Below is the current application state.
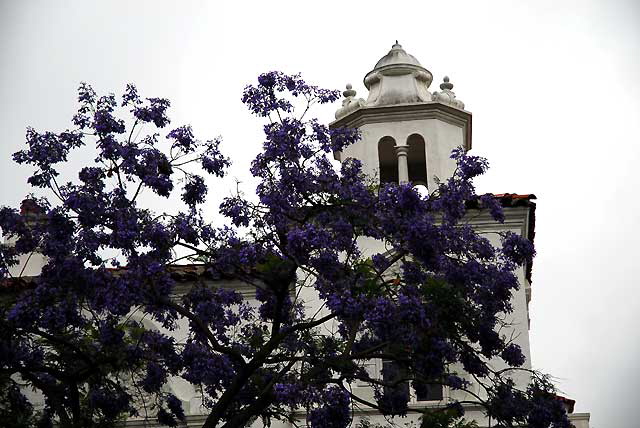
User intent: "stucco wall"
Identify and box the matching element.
[340,118,465,191]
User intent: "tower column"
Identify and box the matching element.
[395,144,410,184]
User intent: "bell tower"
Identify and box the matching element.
[331,42,471,191]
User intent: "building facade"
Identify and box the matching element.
[135,42,590,428]
[323,42,590,428]
[3,43,590,428]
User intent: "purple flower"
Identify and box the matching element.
[121,83,141,106]
[182,175,207,206]
[502,232,536,266]
[451,146,489,179]
[201,139,230,177]
[167,125,197,151]
[0,72,555,427]
[133,97,171,128]
[307,387,350,428]
[88,387,132,420]
[501,343,526,367]
[166,394,185,421]
[480,193,505,223]
[141,362,167,393]
[98,320,124,347]
[156,407,177,427]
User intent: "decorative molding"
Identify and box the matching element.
[329,102,472,152]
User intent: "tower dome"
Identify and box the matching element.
[331,42,473,192]
[363,42,433,106]
[373,41,422,69]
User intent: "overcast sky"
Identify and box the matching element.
[1,1,639,427]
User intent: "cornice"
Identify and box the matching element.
[465,205,530,230]
[329,102,472,151]
[173,279,257,299]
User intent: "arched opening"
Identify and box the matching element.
[378,136,398,184]
[407,134,427,187]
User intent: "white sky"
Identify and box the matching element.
[1,1,639,427]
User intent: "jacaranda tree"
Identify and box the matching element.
[0,73,570,428]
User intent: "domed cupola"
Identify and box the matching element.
[330,42,472,192]
[363,42,433,106]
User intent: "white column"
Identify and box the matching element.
[395,144,410,184]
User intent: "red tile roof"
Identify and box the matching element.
[555,395,576,414]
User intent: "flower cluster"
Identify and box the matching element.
[242,71,340,117]
[307,387,350,428]
[0,73,563,428]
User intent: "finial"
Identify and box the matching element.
[343,83,356,98]
[336,83,365,119]
[433,75,465,109]
[392,40,402,49]
[440,75,454,91]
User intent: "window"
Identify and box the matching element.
[378,136,398,184]
[381,360,443,403]
[407,134,427,187]
[356,360,379,387]
[381,360,410,399]
[414,381,444,402]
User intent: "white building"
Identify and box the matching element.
[4,43,590,428]
[132,42,590,428]
[322,42,590,428]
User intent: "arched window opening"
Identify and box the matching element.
[378,136,398,184]
[407,134,427,187]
